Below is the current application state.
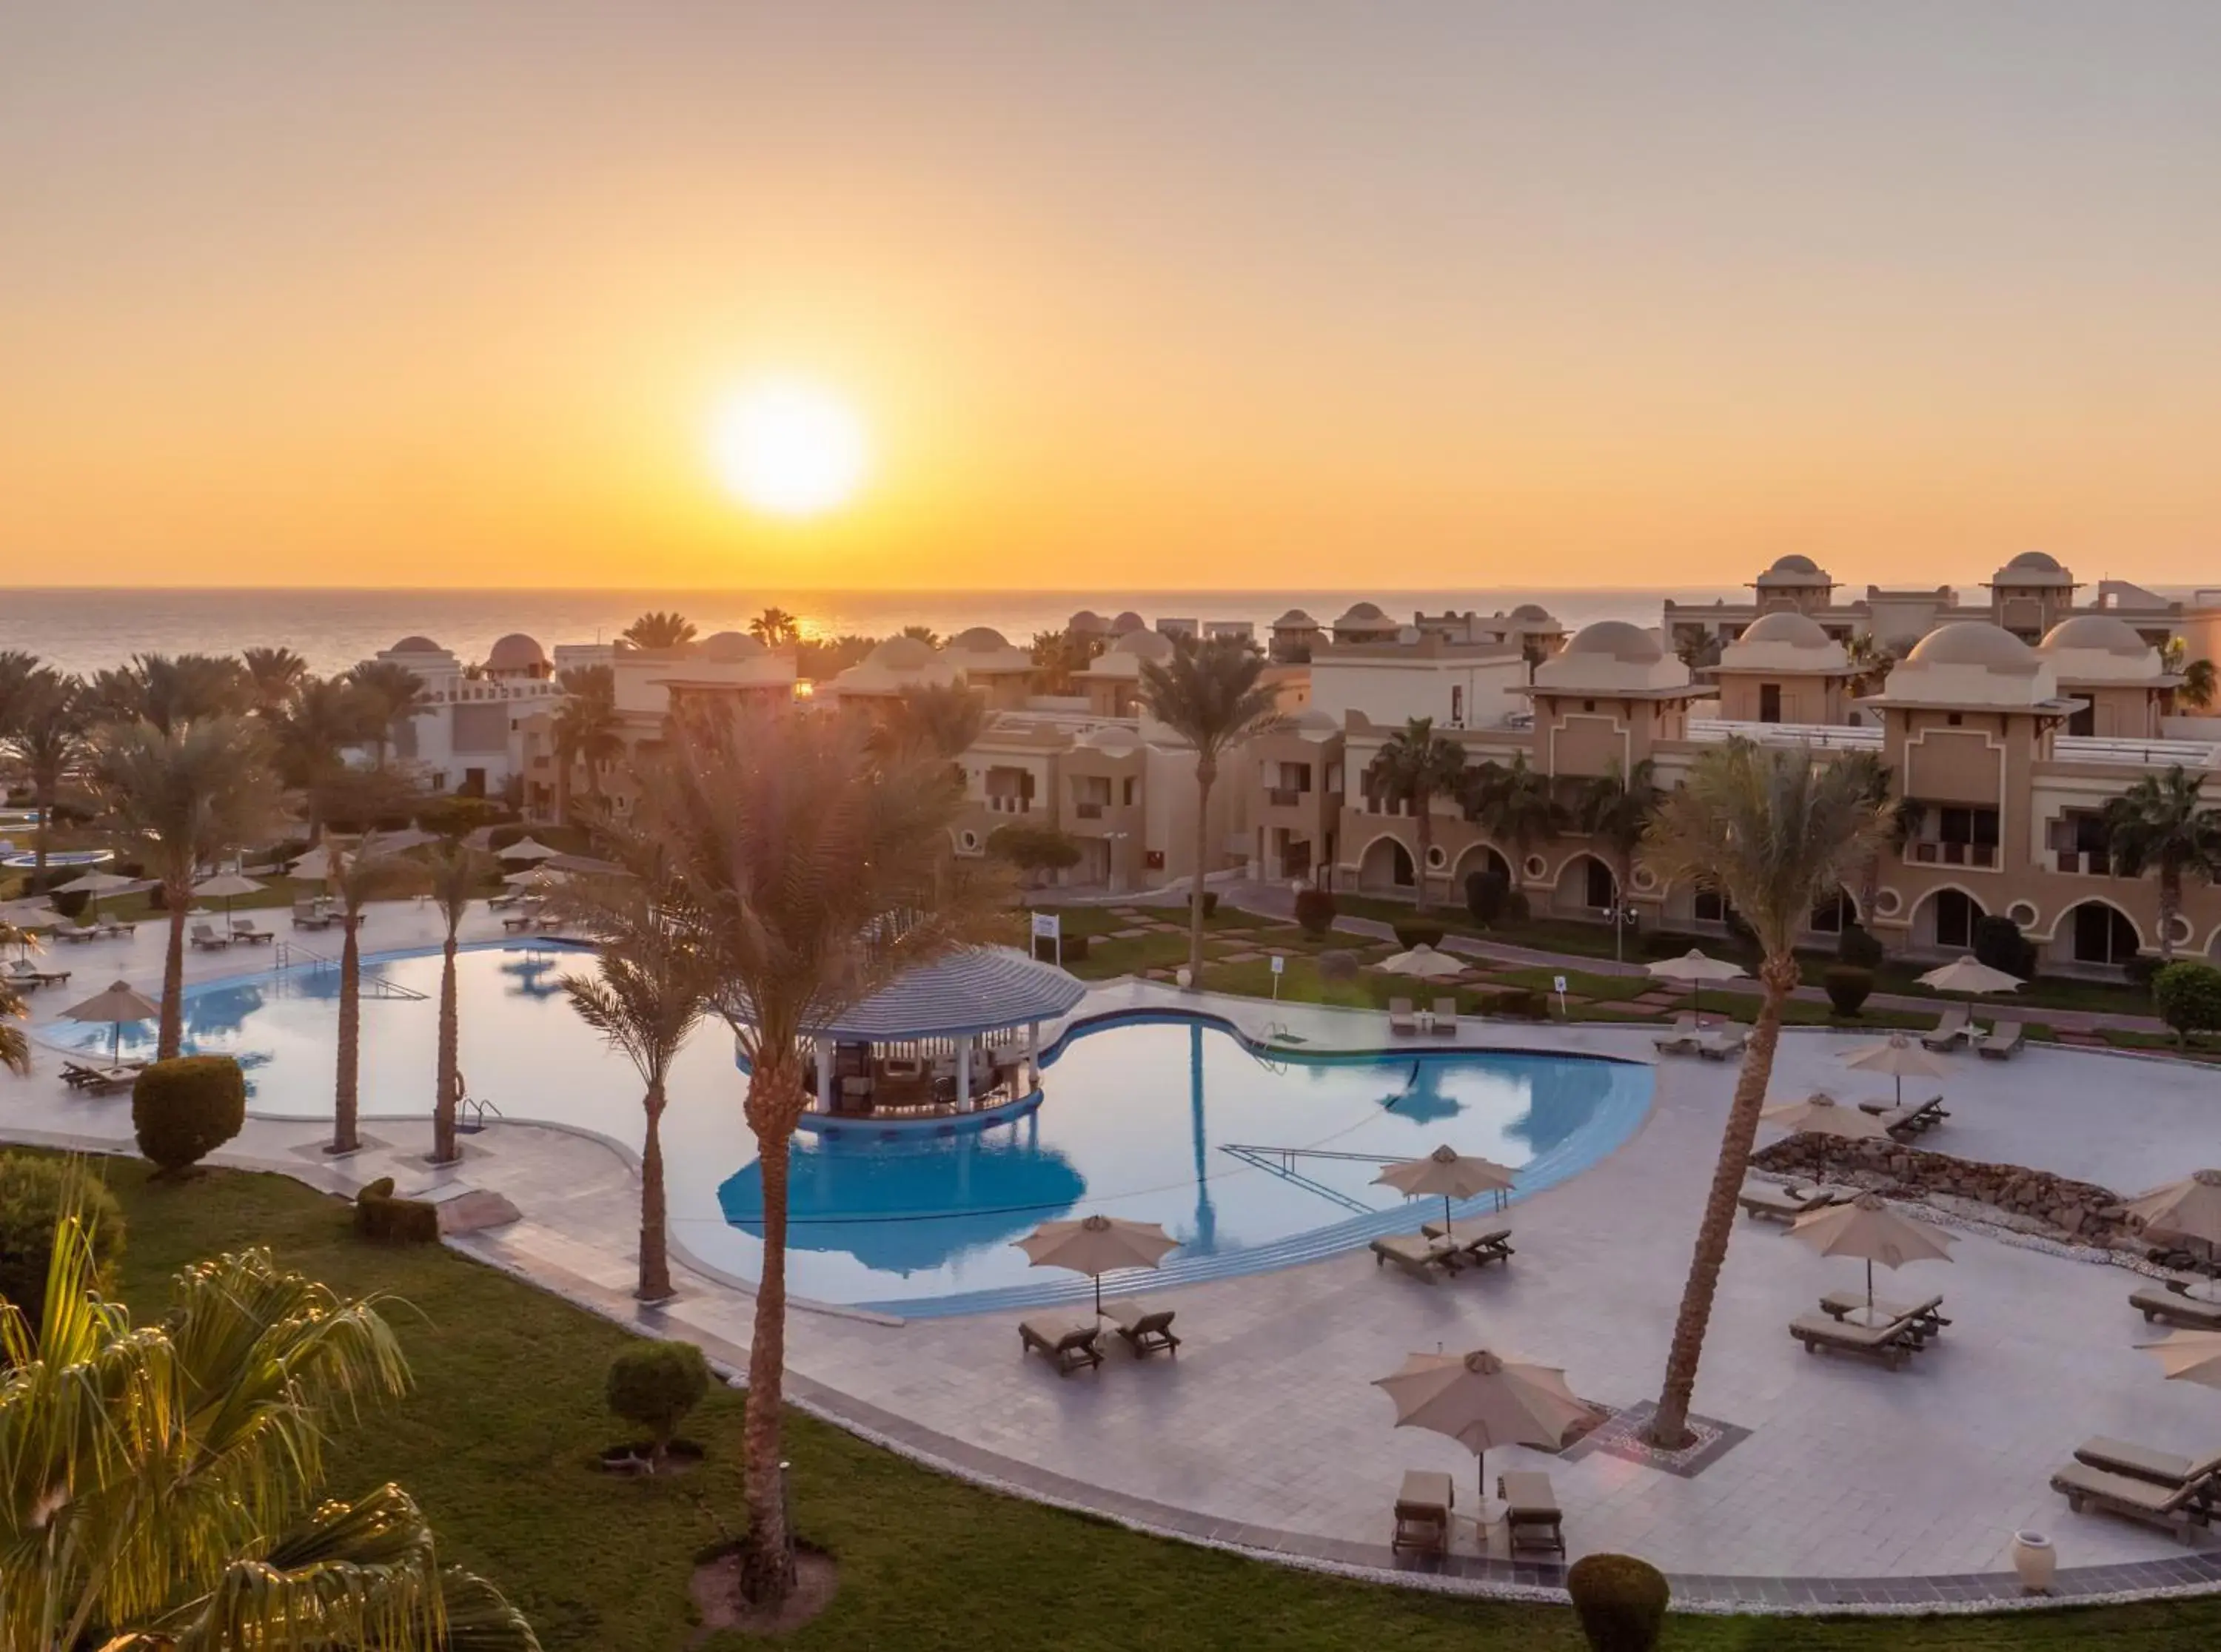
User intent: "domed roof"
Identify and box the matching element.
[1290,705,1339,732]
[1905,622,2035,668]
[1109,610,1148,634]
[948,625,1011,653]
[390,636,443,654]
[1079,724,1142,753]
[1739,611,1831,645]
[1108,628,1174,661]
[1767,553,1823,576]
[1271,608,1317,628]
[699,630,767,662]
[485,633,547,672]
[2039,614,2151,658]
[1335,601,1389,626]
[1562,620,1664,663]
[865,634,937,671]
[1067,610,1108,634]
[2006,550,2064,573]
[1508,603,1555,622]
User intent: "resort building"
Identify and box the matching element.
[364,634,561,797]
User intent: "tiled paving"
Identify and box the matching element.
[9,913,2221,1611]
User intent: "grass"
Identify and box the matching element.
[54,1157,2221,1649]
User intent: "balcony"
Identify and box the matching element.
[1267,788,1302,807]
[1073,802,1105,820]
[1908,840,1997,869]
[2053,849,2110,875]
[985,795,1031,815]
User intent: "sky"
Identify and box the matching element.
[5,2,2220,591]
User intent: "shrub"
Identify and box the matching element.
[1488,986,1551,1021]
[1823,965,1873,1017]
[1836,921,1885,970]
[0,1155,125,1337]
[1317,950,1359,986]
[48,889,89,919]
[1503,889,1531,924]
[1464,868,1510,927]
[1293,886,1337,938]
[2123,954,2165,996]
[132,1056,247,1179]
[1972,913,2037,980]
[988,825,1082,887]
[606,1340,711,1465]
[1391,921,1446,950]
[2154,960,2221,1047]
[1567,1553,1669,1652]
[354,1180,440,1243]
[1188,890,1219,919]
[415,795,507,840]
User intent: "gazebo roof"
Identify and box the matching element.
[814,946,1088,1041]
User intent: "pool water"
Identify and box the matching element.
[48,944,1651,1314]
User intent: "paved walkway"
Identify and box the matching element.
[6,907,2220,1612]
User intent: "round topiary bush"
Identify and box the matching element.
[1836,921,1885,970]
[2154,960,2221,1047]
[1293,886,1338,939]
[1823,965,1874,1017]
[132,1055,247,1180]
[1973,913,2037,980]
[0,1154,126,1338]
[606,1339,712,1471]
[1566,1552,1670,1652]
[1317,950,1359,986]
[1464,868,1510,927]
[1390,921,1447,950]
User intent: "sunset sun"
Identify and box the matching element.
[708,378,870,519]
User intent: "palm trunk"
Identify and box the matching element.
[1413,787,1433,913]
[1187,755,1216,979]
[2160,865,2181,961]
[638,1080,672,1301]
[158,880,189,1060]
[1649,953,1796,1447]
[555,754,572,827]
[32,781,52,876]
[739,1058,803,1604]
[432,930,460,1163]
[332,914,362,1153]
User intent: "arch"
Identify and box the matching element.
[1450,841,1514,893]
[1356,833,1416,893]
[1807,889,1857,936]
[2047,898,2144,970]
[1908,884,1988,951]
[1550,851,1617,916]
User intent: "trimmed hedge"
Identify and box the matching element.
[1486,986,1551,1021]
[0,1155,126,1337]
[1974,913,2037,980]
[1823,966,1874,1017]
[1034,933,1089,964]
[1836,921,1885,970]
[354,1176,440,1244]
[1187,891,1219,919]
[132,1056,247,1178]
[606,1340,711,1460]
[1293,887,1337,938]
[1566,1552,1669,1651]
[1464,868,1511,927]
[1390,921,1446,950]
[2154,960,2221,1046]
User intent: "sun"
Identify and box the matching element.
[708,378,871,518]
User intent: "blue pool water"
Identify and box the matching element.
[1,846,112,869]
[48,944,1651,1313]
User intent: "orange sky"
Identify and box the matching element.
[6,4,2221,590]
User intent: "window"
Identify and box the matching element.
[1946,712,1963,727]
[1122,777,1136,806]
[1450,685,1465,726]
[1758,683,1782,724]
[1582,699,1597,713]
[2071,903,2139,966]
[1693,890,1726,924]
[2068,705,2094,737]
[1932,889,1980,950]
[1584,859,1616,909]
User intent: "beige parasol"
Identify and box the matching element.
[2137,1329,2221,1390]
[1373,1347,1591,1507]
[1014,1215,1180,1316]
[1373,1144,1516,1238]
[1916,956,2024,995]
[192,871,267,924]
[1376,944,1467,980]
[498,836,562,862]
[61,978,161,1069]
[1759,1092,1895,1143]
[1789,1191,1955,1316]
[1841,1033,1951,1107]
[1646,948,1746,1022]
[2123,1169,2221,1279]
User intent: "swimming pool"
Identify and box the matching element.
[0,846,112,870]
[46,944,1652,1314]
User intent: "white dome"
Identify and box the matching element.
[948,625,1012,654]
[1079,724,1142,753]
[1767,553,1822,575]
[390,635,443,655]
[1109,628,1174,661]
[1109,611,1148,634]
[486,633,548,673]
[1739,611,1830,646]
[1905,622,2035,669]
[2039,614,2149,658]
[1508,603,1555,622]
[866,635,937,671]
[2006,550,2064,573]
[699,630,767,662]
[1563,620,1664,663]
[1067,610,1108,634]
[1334,601,1389,627]
[1271,609,1317,628]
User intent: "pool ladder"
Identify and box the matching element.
[270,943,430,1000]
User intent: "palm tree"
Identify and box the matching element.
[1832,750,1898,925]
[1843,634,1895,696]
[1572,758,1660,958]
[0,1209,537,1651]
[2180,657,2217,714]
[271,674,376,836]
[887,681,987,765]
[93,716,283,1059]
[345,659,432,767]
[899,623,942,647]
[2103,765,2221,959]
[238,644,309,714]
[1638,742,1884,1447]
[748,607,800,646]
[325,831,425,1155]
[1139,638,1284,978]
[626,706,1005,1603]
[82,654,247,732]
[551,665,623,824]
[0,939,27,1076]
[1028,628,1101,694]
[425,842,489,1164]
[2,671,87,875]
[0,651,41,735]
[1463,753,1564,893]
[557,865,716,1302]
[621,610,697,651]
[1367,718,1468,912]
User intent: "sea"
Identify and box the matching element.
[0,586,1754,679]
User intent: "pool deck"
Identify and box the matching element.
[7,900,2221,1613]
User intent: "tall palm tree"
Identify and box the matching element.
[748,607,800,646]
[1463,753,1564,893]
[238,645,309,715]
[1573,759,1660,958]
[620,610,697,651]
[551,665,623,824]
[325,831,425,1155]
[1368,718,1469,913]
[557,866,716,1302]
[2180,657,2218,713]
[3,671,87,875]
[1638,742,1883,1447]
[0,651,41,739]
[345,659,432,768]
[0,1210,537,1651]
[2103,765,2221,959]
[1028,628,1101,694]
[93,716,283,1059]
[886,681,987,765]
[1139,638,1284,977]
[1831,750,1898,926]
[626,707,1005,1603]
[1843,633,1895,697]
[82,654,247,732]
[271,674,376,836]
[0,936,27,1076]
[425,842,489,1164]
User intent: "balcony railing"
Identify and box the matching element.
[1073,801,1106,819]
[1267,788,1302,807]
[985,795,1031,814]
[2053,849,2109,875]
[1909,840,1997,869]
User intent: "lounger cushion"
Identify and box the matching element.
[2074,1437,2207,1487]
[2051,1460,2196,1514]
[2131,1287,2221,1328]
[1497,1469,1559,1518]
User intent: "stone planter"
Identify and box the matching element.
[2010,1529,2056,1594]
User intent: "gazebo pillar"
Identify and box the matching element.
[1027,1020,1041,1092]
[956,1033,974,1112]
[814,1038,834,1112]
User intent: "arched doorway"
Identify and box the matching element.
[1914,887,1986,951]
[1359,835,1415,893]
[1452,843,1514,897]
[2054,901,2141,969]
[1552,853,1615,916]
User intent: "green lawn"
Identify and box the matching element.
[54,1158,2218,1648]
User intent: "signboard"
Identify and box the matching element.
[1030,909,1062,966]
[1552,974,1568,1017]
[1270,952,1285,1000]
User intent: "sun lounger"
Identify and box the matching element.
[1695,1024,1749,1061]
[1430,997,1459,1034]
[1819,1292,1950,1342]
[1102,1297,1180,1357]
[2074,1438,2221,1489]
[50,919,98,944]
[1498,1469,1566,1557]
[1421,1222,1515,1269]
[291,901,333,930]
[1017,1317,1103,1376]
[229,917,274,944]
[2051,1460,2217,1539]
[1652,1015,1702,1055]
[3,959,67,989]
[2131,1283,2221,1332]
[1789,1310,1923,1369]
[1738,1181,1852,1223]
[501,912,538,933]
[96,919,135,938]
[1388,998,1420,1036]
[1977,1018,2025,1060]
[1370,1231,1461,1281]
[486,890,523,910]
[187,921,232,951]
[1920,1006,1971,1051]
[1856,1095,1949,1138]
[1390,1469,1454,1557]
[61,1061,137,1095]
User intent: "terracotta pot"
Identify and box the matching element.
[2010,1529,2055,1594]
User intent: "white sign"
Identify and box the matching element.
[1270,954,1286,975]
[1552,974,1567,994]
[1029,911,1061,940]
